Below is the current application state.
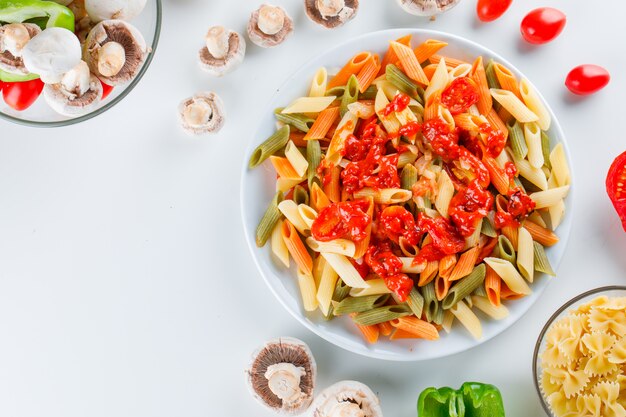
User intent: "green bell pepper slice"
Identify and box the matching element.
[0,0,75,82]
[418,382,505,417]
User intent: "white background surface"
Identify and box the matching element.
[0,1,624,416]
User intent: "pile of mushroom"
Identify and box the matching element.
[396,0,461,17]
[247,4,294,48]
[178,92,226,136]
[43,60,103,115]
[198,26,246,76]
[22,27,82,84]
[304,0,360,28]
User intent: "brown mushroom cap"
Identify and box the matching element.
[304,0,359,28]
[0,23,41,75]
[43,73,103,116]
[83,19,147,86]
[177,92,225,136]
[396,0,461,16]
[246,337,316,415]
[198,29,246,77]
[247,5,294,48]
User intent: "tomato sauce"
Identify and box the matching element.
[449,180,494,237]
[494,189,536,228]
[422,119,460,159]
[365,243,413,301]
[379,206,423,246]
[417,213,465,255]
[441,77,480,115]
[382,93,411,116]
[311,199,371,242]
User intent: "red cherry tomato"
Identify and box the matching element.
[477,0,513,22]
[100,80,114,99]
[606,151,626,231]
[441,77,480,115]
[2,79,44,111]
[521,8,566,44]
[0,81,4,92]
[565,65,610,96]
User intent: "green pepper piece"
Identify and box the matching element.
[417,382,505,417]
[0,69,39,82]
[0,0,75,31]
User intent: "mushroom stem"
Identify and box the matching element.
[183,99,213,128]
[205,26,230,59]
[61,61,91,98]
[329,402,366,417]
[264,363,306,405]
[97,41,126,77]
[1,23,31,57]
[316,0,346,18]
[257,5,286,35]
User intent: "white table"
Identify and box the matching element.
[1,1,624,416]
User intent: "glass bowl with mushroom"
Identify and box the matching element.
[0,0,161,127]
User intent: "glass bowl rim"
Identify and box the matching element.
[532,285,626,416]
[0,0,163,128]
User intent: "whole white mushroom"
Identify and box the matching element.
[22,27,82,84]
[85,0,147,22]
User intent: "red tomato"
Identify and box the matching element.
[100,80,114,99]
[379,206,422,246]
[521,8,566,44]
[565,65,610,96]
[0,81,4,92]
[477,0,513,22]
[2,79,44,111]
[441,77,480,115]
[606,151,626,231]
[311,199,371,242]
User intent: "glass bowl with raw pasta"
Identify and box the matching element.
[533,286,626,417]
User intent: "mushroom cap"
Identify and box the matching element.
[83,19,147,86]
[304,0,359,29]
[85,0,147,22]
[246,337,316,415]
[310,381,383,417]
[396,0,461,16]
[198,29,246,77]
[22,27,82,80]
[43,72,103,116]
[247,4,294,48]
[0,23,41,75]
[177,92,225,136]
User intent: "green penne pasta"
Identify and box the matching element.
[432,303,445,325]
[326,86,345,97]
[407,287,424,318]
[481,216,497,238]
[386,64,423,104]
[359,85,378,100]
[541,131,552,170]
[473,283,487,297]
[306,139,321,188]
[506,119,528,160]
[485,59,501,89]
[333,294,390,315]
[274,108,315,133]
[401,164,418,191]
[255,191,284,247]
[422,281,439,323]
[352,304,412,326]
[340,75,360,117]
[533,241,556,276]
[498,235,517,264]
[293,185,309,206]
[333,279,351,303]
[442,264,487,310]
[249,125,290,169]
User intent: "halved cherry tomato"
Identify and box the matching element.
[565,65,610,96]
[521,8,566,45]
[100,80,114,99]
[2,79,44,111]
[606,151,626,231]
[477,0,513,22]
[441,77,480,115]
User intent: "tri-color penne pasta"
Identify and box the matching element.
[249,35,570,345]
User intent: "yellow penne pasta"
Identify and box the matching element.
[309,67,328,97]
[277,177,304,193]
[306,237,356,257]
[349,279,392,297]
[374,88,401,134]
[513,154,548,190]
[490,89,539,123]
[284,140,309,177]
[353,187,412,204]
[449,63,472,79]
[519,78,551,131]
[316,258,338,315]
[524,122,544,169]
[442,310,455,333]
[297,268,319,312]
[424,58,449,101]
[517,226,534,283]
[484,257,531,295]
[435,170,454,218]
[310,182,331,212]
[471,295,509,320]
[400,257,426,274]
[297,204,318,229]
[321,252,368,288]
[347,101,376,119]
[548,199,566,230]
[282,96,337,114]
[450,300,482,340]
[270,220,290,268]
[278,200,309,235]
[326,111,358,165]
[549,143,571,187]
[530,186,570,209]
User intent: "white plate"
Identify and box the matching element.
[240,29,574,361]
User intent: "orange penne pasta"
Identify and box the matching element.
[353,197,374,258]
[493,62,521,99]
[391,316,440,340]
[418,260,439,286]
[485,265,502,307]
[356,54,381,93]
[378,34,412,76]
[485,108,509,141]
[390,41,429,85]
[471,56,492,115]
[378,321,394,336]
[304,107,340,141]
[448,246,481,281]
[351,314,380,344]
[281,220,313,276]
[390,328,421,340]
[423,63,453,81]
[429,54,467,68]
[500,281,524,300]
[324,165,341,203]
[435,274,450,301]
[496,105,512,124]
[483,155,511,195]
[414,39,448,64]
[523,220,560,247]
[328,51,372,89]
[423,91,441,121]
[453,113,483,133]
[438,254,457,279]
[310,182,331,212]
[501,226,519,249]
[270,156,300,179]
[289,131,308,147]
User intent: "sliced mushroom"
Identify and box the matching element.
[22,27,82,84]
[246,337,316,415]
[43,60,103,116]
[304,0,359,28]
[247,4,294,48]
[85,0,147,22]
[311,381,383,417]
[83,19,147,86]
[0,23,42,75]
[396,0,461,16]
[198,26,246,77]
[178,92,225,135]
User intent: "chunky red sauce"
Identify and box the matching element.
[379,206,423,246]
[449,180,494,237]
[441,77,480,115]
[413,243,446,263]
[494,189,536,228]
[365,243,413,301]
[480,123,506,158]
[418,213,465,255]
[453,147,491,189]
[504,161,517,180]
[382,93,411,116]
[311,199,371,242]
[422,119,460,159]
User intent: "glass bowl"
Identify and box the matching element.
[532,285,626,416]
[0,0,162,127]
